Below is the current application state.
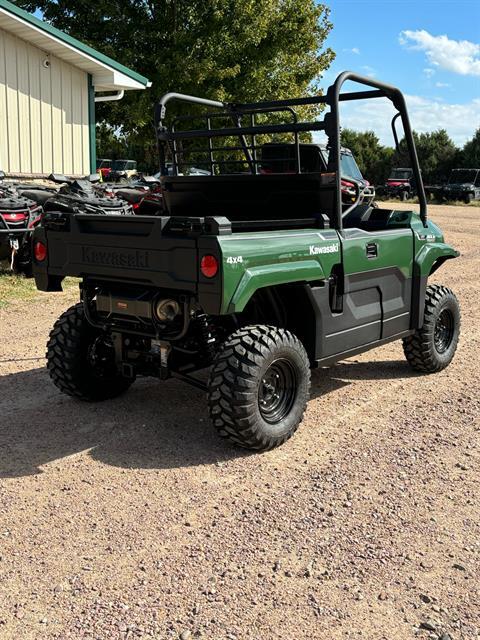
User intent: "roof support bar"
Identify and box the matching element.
[155,71,427,229]
[326,71,427,229]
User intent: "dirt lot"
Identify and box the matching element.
[0,203,479,640]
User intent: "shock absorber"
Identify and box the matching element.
[196,314,216,362]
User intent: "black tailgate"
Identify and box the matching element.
[34,213,198,291]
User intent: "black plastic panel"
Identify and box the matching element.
[162,173,335,220]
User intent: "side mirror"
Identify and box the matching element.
[48,173,70,184]
[0,170,5,180]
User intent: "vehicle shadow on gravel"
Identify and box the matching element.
[315,358,416,385]
[0,359,416,478]
[309,358,418,401]
[0,366,247,478]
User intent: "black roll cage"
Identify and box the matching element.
[155,71,427,229]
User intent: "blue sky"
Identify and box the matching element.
[321,0,480,146]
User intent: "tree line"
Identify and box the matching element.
[341,128,480,186]
[15,0,478,183]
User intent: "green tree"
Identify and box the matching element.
[15,0,334,170]
[393,129,458,183]
[460,128,480,168]
[340,129,394,185]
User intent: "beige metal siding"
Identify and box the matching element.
[0,26,90,176]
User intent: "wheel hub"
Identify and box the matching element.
[434,309,454,354]
[258,358,297,424]
[87,335,117,376]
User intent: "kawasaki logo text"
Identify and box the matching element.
[309,243,339,256]
[81,247,150,268]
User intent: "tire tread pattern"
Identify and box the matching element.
[208,325,311,451]
[46,303,132,401]
[403,284,460,373]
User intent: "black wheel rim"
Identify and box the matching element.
[258,358,297,424]
[434,309,455,354]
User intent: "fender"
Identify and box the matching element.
[411,242,459,328]
[227,260,326,313]
[415,242,459,277]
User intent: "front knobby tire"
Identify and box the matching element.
[47,303,133,401]
[208,325,311,451]
[403,285,460,373]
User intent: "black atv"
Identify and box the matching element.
[42,174,134,216]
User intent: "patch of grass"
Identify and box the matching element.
[0,265,78,309]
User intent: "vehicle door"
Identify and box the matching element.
[336,224,414,353]
[310,217,413,359]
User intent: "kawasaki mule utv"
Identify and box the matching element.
[32,72,460,451]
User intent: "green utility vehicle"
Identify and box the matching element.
[32,72,460,451]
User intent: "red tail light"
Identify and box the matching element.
[34,241,47,262]
[200,254,218,278]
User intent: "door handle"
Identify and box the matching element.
[366,242,378,258]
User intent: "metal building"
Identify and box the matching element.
[0,0,150,177]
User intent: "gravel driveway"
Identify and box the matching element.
[0,204,479,640]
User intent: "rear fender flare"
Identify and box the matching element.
[227,260,326,313]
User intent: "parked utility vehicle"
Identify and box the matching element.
[441,169,480,204]
[110,159,138,181]
[384,167,416,201]
[260,143,375,206]
[96,159,113,180]
[33,73,460,451]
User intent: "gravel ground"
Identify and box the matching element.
[0,203,479,640]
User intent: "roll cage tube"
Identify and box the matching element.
[155,71,428,228]
[155,93,227,176]
[326,72,427,228]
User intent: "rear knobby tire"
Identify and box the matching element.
[208,325,311,451]
[47,303,133,401]
[403,284,460,373]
